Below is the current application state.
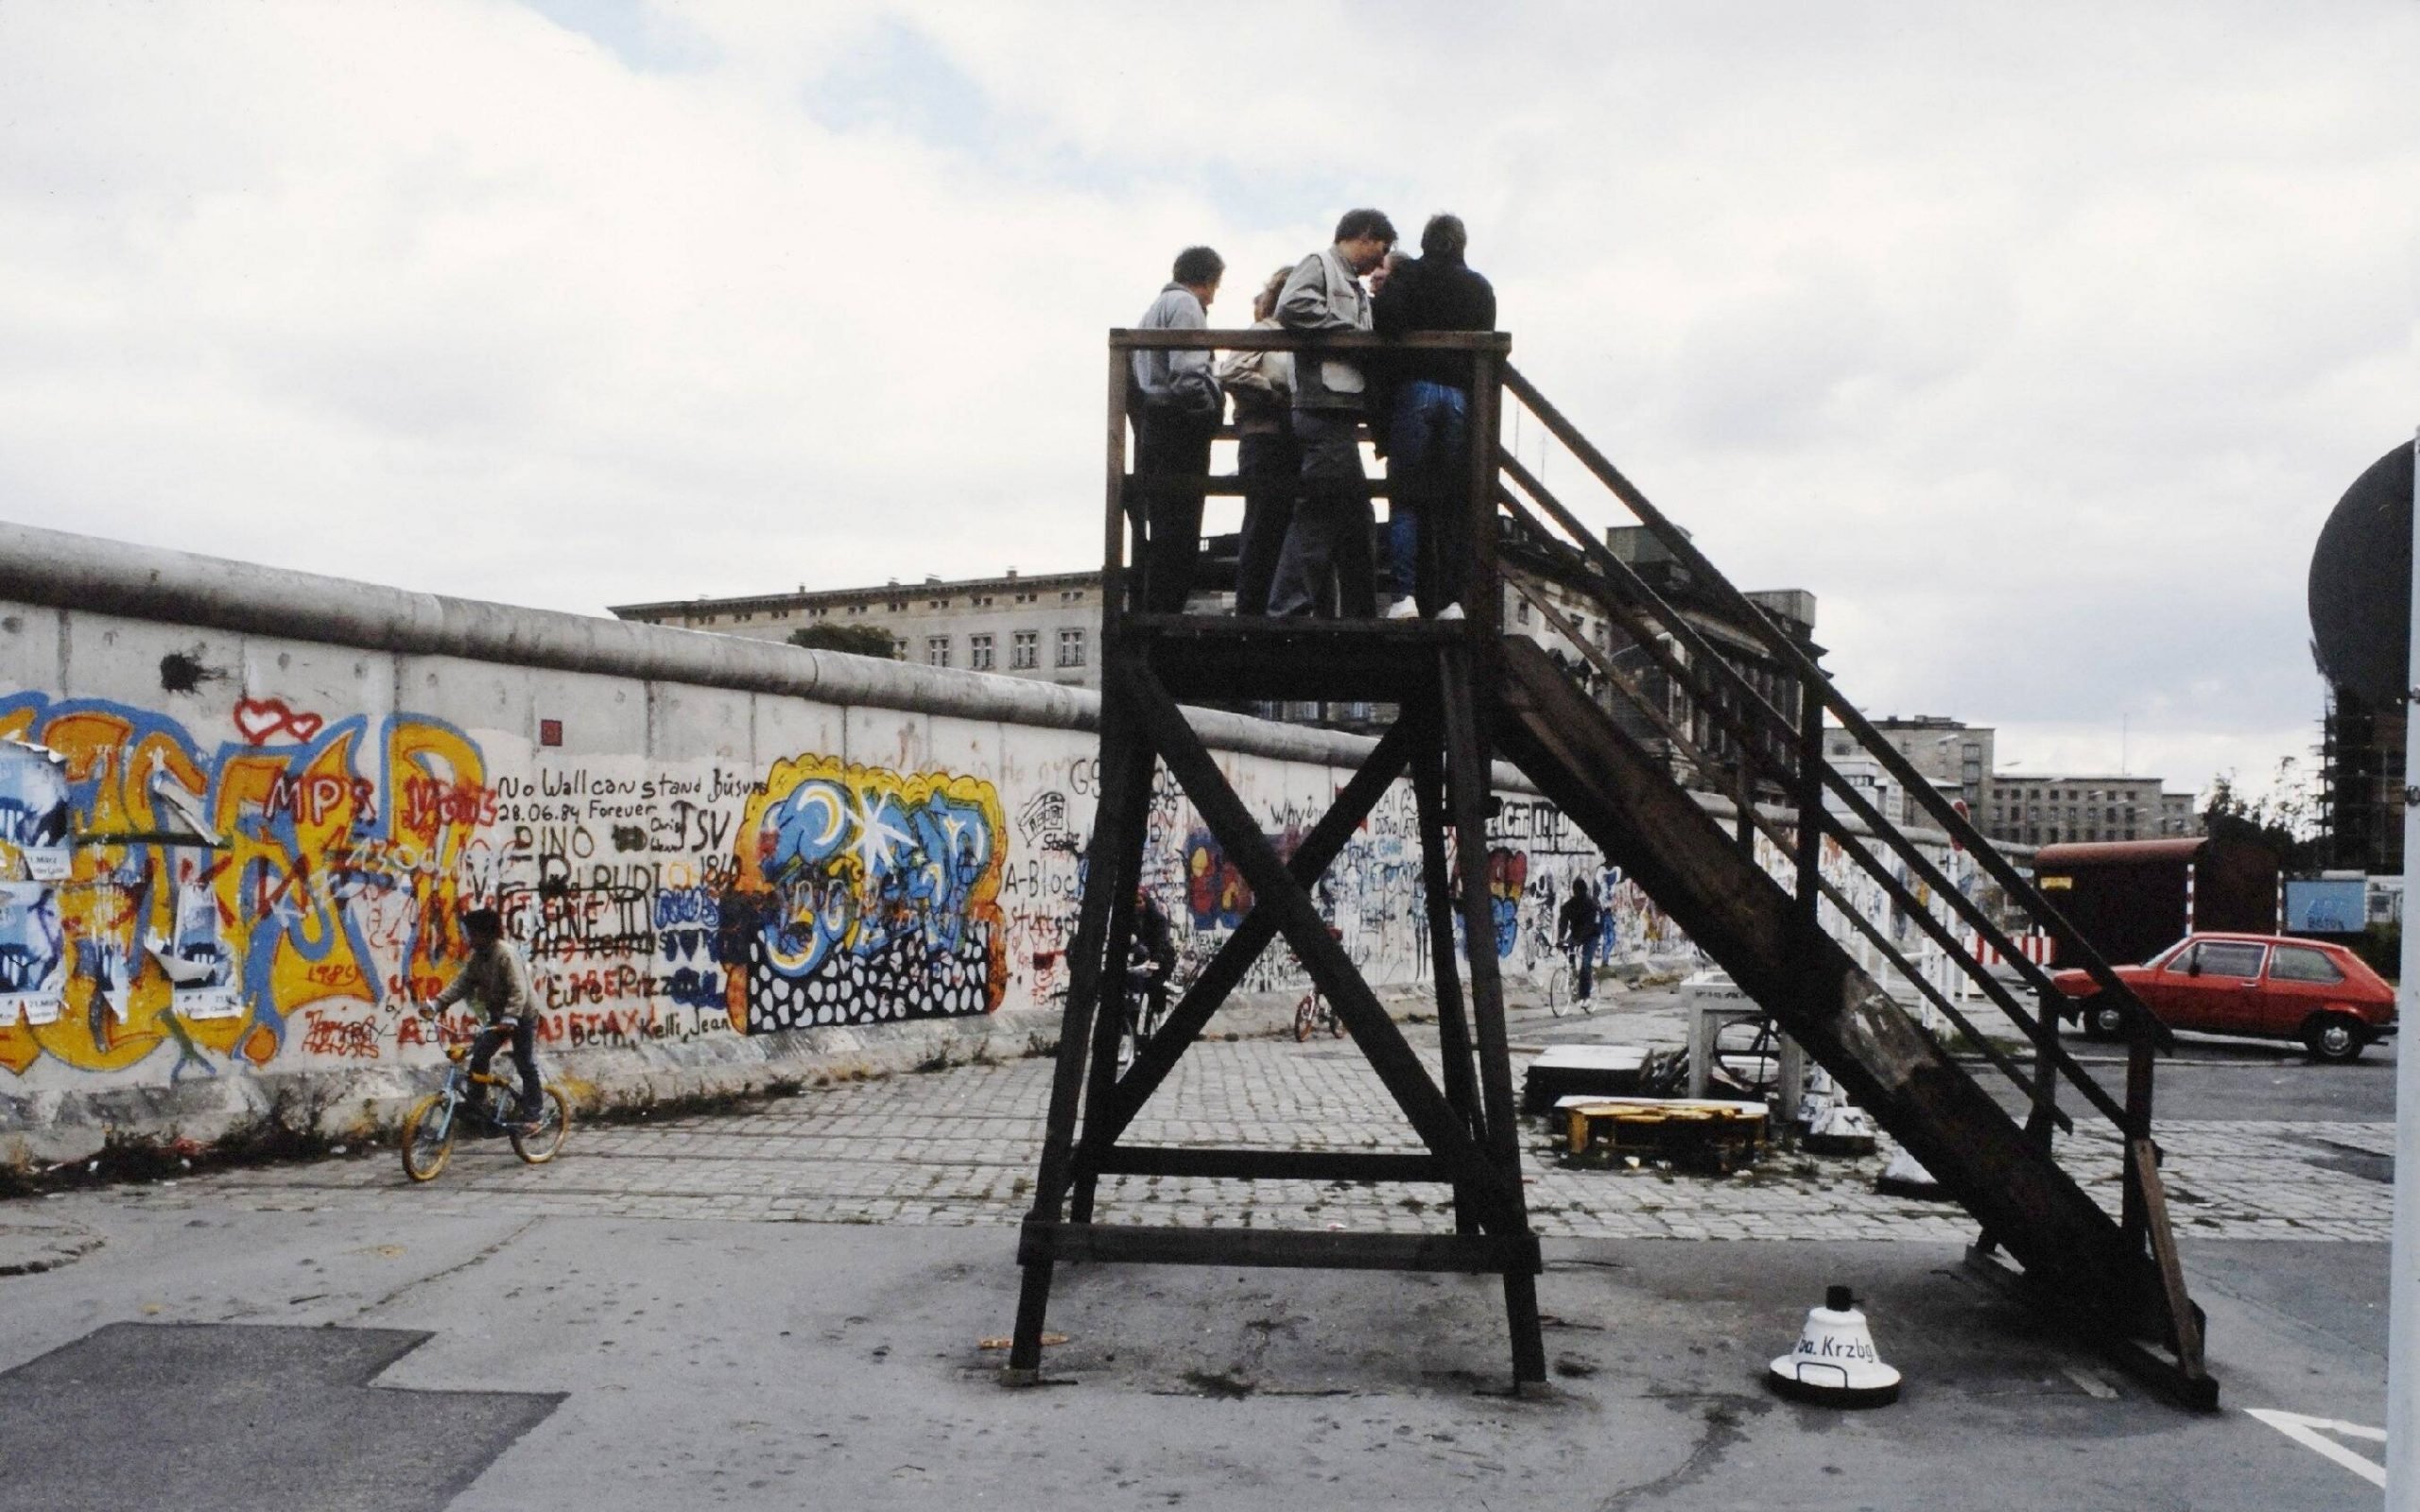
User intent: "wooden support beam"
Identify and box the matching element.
[1009,677,1147,1377]
[1438,644,1549,1387]
[1089,714,1420,1143]
[1022,1220,1540,1276]
[1414,732,1486,1234]
[1088,1146,1449,1183]
[1962,1246,2218,1410]
[1116,657,1524,1231]
[1496,371,2168,1037]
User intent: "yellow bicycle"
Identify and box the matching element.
[399,1015,570,1182]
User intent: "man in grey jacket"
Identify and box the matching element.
[1268,209,1395,618]
[1127,246,1224,613]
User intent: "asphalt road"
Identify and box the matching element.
[0,997,2398,1511]
[0,1206,2393,1512]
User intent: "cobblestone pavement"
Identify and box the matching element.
[90,1002,2394,1246]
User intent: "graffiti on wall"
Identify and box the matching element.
[0,694,491,1081]
[0,658,1975,1093]
[734,755,1007,1030]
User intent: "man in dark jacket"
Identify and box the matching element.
[1127,246,1225,612]
[1373,214,1495,618]
[1556,877,1603,1002]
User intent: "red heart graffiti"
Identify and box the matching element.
[233,696,324,746]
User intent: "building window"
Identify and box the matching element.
[925,636,951,667]
[1011,630,1039,670]
[970,634,994,671]
[1057,627,1086,668]
[1515,599,1531,625]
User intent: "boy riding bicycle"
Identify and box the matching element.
[424,907,544,1128]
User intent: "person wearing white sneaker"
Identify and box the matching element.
[1372,214,1495,620]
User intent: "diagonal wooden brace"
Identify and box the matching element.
[1090,713,1419,1144]
[1117,658,1525,1231]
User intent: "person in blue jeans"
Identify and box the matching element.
[1372,214,1496,618]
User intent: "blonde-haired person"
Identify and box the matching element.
[1215,267,1298,616]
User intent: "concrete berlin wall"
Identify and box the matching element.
[0,524,1972,1162]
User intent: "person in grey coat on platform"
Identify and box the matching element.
[1127,246,1225,613]
[1266,208,1396,619]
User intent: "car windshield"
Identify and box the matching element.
[2146,938,2192,970]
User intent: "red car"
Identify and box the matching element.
[2051,932,2398,1063]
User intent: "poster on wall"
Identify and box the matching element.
[146,862,239,1019]
[0,739,72,881]
[0,880,66,1025]
[2284,878,2368,936]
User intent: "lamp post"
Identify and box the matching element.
[2390,426,2420,1507]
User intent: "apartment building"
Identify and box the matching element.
[610,568,1137,691]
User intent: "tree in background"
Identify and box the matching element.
[2203,756,2323,871]
[788,624,898,659]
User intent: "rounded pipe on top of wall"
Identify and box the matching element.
[0,520,1455,778]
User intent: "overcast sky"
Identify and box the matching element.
[3,2,2414,800]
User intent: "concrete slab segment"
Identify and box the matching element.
[0,1322,561,1512]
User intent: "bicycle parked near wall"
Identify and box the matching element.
[399,1010,570,1181]
[1292,925,1348,1042]
[1292,984,1345,1042]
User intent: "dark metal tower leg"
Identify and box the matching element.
[1438,645,1548,1387]
[1007,695,1149,1382]
[1415,733,1484,1234]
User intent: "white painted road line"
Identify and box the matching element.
[2246,1408,2387,1488]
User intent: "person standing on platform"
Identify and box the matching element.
[1268,209,1396,619]
[1128,246,1225,613]
[1374,213,1495,619]
[1216,267,1297,617]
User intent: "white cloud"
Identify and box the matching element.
[0,0,2412,795]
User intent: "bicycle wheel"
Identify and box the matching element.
[1293,993,1320,1042]
[400,1092,456,1183]
[1545,964,1571,1017]
[1327,1004,1345,1039]
[509,1085,572,1164]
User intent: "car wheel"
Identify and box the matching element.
[2083,1002,2128,1041]
[2303,1014,2367,1064]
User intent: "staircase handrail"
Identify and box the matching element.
[1492,456,2121,1053]
[1498,363,2170,1050]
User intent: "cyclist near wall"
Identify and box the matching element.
[1555,877,1602,1004]
[428,907,544,1127]
[1131,884,1179,1030]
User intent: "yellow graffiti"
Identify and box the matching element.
[0,698,490,1078]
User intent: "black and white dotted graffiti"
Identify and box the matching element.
[743,925,999,1031]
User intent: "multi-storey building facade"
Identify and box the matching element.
[1987,774,2200,846]
[614,527,1819,765]
[1826,715,1995,816]
[610,567,1144,692]
[1818,714,2202,845]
